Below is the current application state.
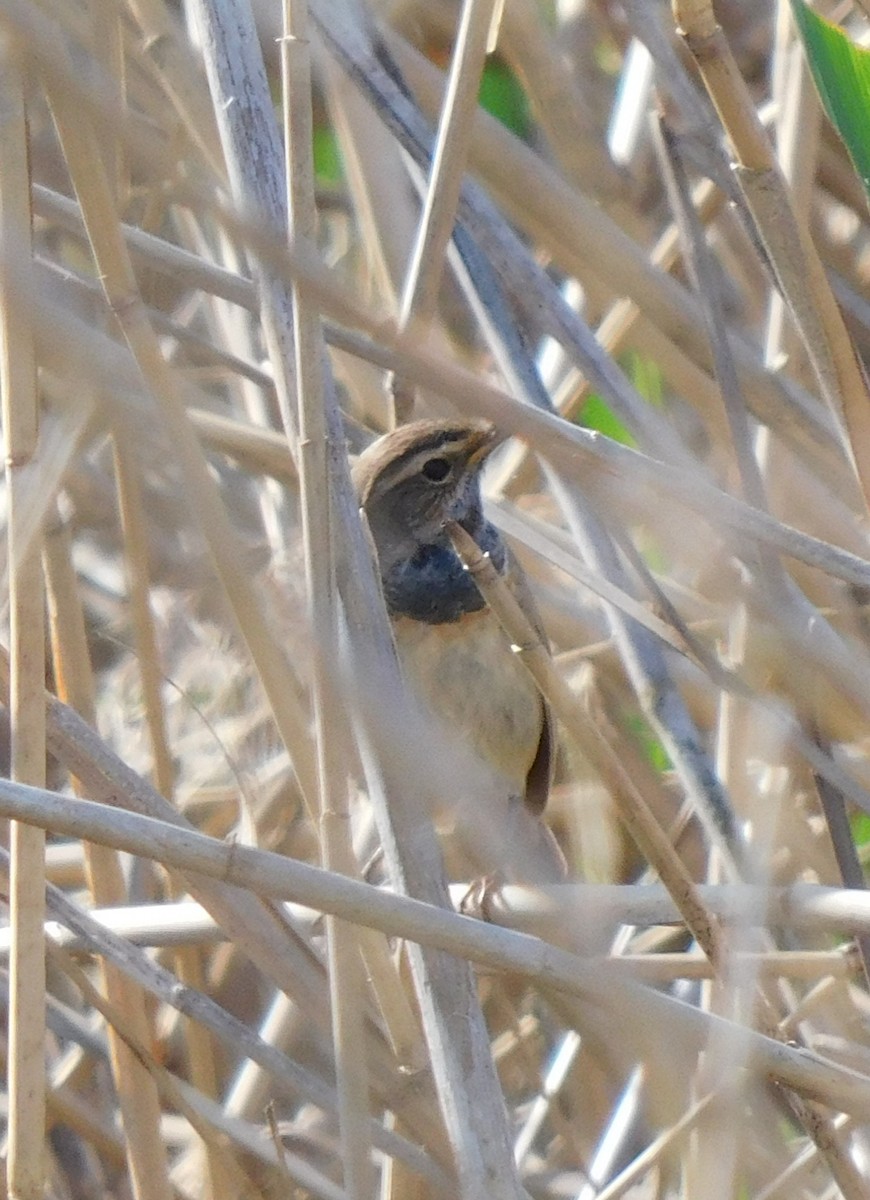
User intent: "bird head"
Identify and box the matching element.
[353,420,499,561]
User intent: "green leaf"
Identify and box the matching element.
[851,808,870,849]
[575,352,664,447]
[790,1,870,204]
[313,124,343,186]
[479,59,532,140]
[625,714,671,773]
[626,349,663,407]
[578,394,637,447]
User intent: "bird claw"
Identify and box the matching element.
[458,871,506,921]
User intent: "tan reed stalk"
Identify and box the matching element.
[386,29,810,436]
[283,0,373,1193]
[498,0,624,203]
[124,0,225,177]
[672,0,870,515]
[0,50,47,1200]
[757,1116,856,1200]
[0,644,450,1156]
[40,60,320,812]
[31,183,258,309]
[320,56,411,314]
[8,881,870,953]
[556,181,725,422]
[88,0,127,205]
[46,941,274,1200]
[5,782,870,1120]
[390,0,500,417]
[594,1090,722,1200]
[187,409,297,481]
[110,432,231,1200]
[445,521,725,965]
[110,433,176,796]
[42,508,174,1200]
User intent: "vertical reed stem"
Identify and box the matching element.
[0,46,46,1200]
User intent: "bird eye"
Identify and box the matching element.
[421,456,451,482]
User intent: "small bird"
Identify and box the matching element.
[353,418,565,884]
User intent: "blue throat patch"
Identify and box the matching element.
[383,522,506,625]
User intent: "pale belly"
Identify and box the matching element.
[392,606,543,795]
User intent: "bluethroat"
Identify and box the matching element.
[353,419,566,884]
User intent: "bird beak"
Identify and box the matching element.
[465,424,503,468]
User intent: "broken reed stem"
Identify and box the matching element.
[0,52,47,1200]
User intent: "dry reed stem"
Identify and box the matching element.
[6,0,870,1192]
[500,0,624,201]
[42,58,321,810]
[488,498,692,651]
[2,900,857,981]
[46,942,283,1200]
[557,181,724,420]
[0,645,450,1156]
[4,882,870,946]
[43,511,174,1200]
[390,0,499,417]
[673,0,870,517]
[0,846,447,1191]
[385,27,823,444]
[5,781,870,1119]
[0,50,47,1200]
[111,432,176,796]
[111,433,230,1198]
[282,0,372,1190]
[447,521,726,965]
[756,1114,855,1200]
[594,1089,722,1200]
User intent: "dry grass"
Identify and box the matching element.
[2,0,870,1196]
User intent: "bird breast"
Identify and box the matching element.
[391,605,544,795]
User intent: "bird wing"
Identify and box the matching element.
[503,546,555,816]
